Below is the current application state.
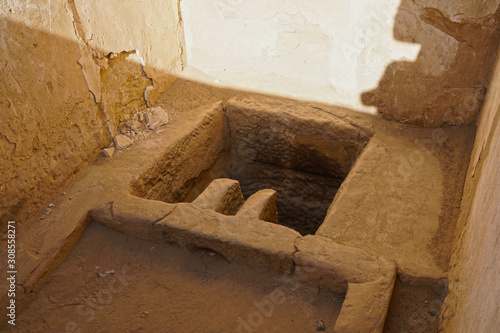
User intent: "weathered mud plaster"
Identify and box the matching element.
[64,1,159,121]
[440,46,500,333]
[72,0,185,104]
[64,0,103,103]
[0,6,109,234]
[100,50,153,126]
[0,0,184,235]
[363,3,500,127]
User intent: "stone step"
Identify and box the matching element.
[236,189,278,223]
[191,178,244,215]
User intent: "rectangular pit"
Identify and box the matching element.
[188,98,373,235]
[133,98,373,235]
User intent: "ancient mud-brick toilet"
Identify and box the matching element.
[2,1,500,332]
[4,89,480,331]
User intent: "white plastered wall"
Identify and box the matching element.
[180,0,423,113]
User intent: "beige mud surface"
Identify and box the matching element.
[384,279,444,333]
[2,78,475,332]
[5,222,343,332]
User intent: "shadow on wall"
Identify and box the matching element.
[0,17,175,234]
[362,0,500,127]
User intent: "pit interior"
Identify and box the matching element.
[135,100,373,236]
[186,149,344,236]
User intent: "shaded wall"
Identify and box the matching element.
[440,47,500,332]
[363,0,500,127]
[0,0,183,233]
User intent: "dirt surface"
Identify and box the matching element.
[5,222,343,332]
[384,279,445,333]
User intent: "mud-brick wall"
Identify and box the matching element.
[362,0,500,127]
[0,0,184,234]
[440,47,500,332]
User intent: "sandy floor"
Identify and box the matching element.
[384,280,444,333]
[5,222,343,332]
